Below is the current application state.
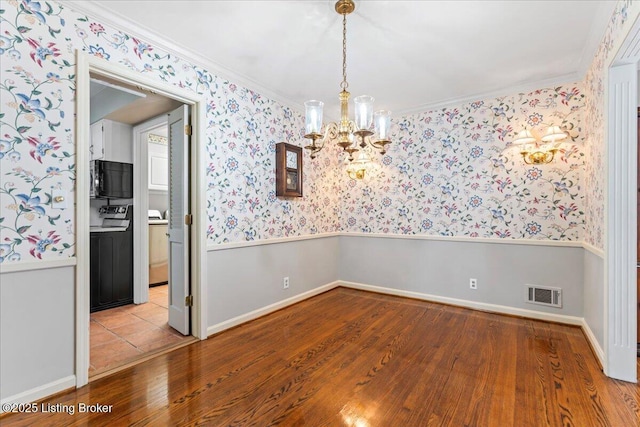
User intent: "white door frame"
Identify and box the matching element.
[76,52,208,388]
[133,116,168,305]
[604,7,640,383]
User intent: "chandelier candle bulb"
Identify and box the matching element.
[304,100,323,135]
[354,95,374,131]
[375,110,392,141]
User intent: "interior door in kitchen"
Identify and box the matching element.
[168,105,191,335]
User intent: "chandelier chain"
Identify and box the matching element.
[341,12,348,91]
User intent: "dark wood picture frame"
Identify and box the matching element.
[275,142,303,197]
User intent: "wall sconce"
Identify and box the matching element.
[345,150,371,180]
[513,125,568,164]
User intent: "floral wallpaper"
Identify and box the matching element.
[340,86,586,240]
[0,0,341,264]
[583,0,632,251]
[0,0,621,265]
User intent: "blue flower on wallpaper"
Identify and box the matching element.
[227,99,239,113]
[441,135,454,149]
[492,106,507,118]
[421,174,434,186]
[382,197,391,207]
[469,195,482,208]
[421,219,433,230]
[526,168,542,180]
[282,202,291,215]
[22,0,47,24]
[553,181,570,195]
[423,128,434,140]
[244,174,256,188]
[268,191,276,203]
[382,156,392,166]
[527,112,543,127]
[0,35,12,54]
[16,94,46,119]
[26,231,61,259]
[88,45,110,59]
[491,209,505,221]
[470,146,483,158]
[132,38,152,58]
[195,69,213,90]
[28,135,60,163]
[226,157,239,171]
[347,217,356,227]
[0,244,12,263]
[526,222,542,235]
[226,215,238,230]
[16,194,46,216]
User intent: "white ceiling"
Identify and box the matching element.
[64,0,616,118]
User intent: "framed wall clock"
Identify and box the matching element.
[275,142,303,197]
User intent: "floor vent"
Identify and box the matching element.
[525,285,562,308]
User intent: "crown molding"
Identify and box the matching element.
[59,0,304,113]
[395,72,581,116]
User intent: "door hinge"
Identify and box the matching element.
[184,124,192,136]
[185,214,192,225]
[185,295,193,307]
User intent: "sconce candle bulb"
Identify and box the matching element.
[513,125,568,165]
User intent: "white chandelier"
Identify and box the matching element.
[303,0,392,166]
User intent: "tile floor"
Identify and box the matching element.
[89,285,192,375]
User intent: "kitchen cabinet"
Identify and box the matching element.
[90,231,133,312]
[90,119,133,163]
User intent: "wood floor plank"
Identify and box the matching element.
[2,287,639,426]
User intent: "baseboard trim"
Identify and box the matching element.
[581,318,605,369]
[206,281,341,336]
[0,375,76,409]
[339,281,584,326]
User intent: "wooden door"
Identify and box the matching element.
[167,105,191,335]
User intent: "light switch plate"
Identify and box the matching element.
[51,188,68,209]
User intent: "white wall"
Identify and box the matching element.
[583,250,604,349]
[338,236,584,317]
[207,236,340,329]
[0,267,75,400]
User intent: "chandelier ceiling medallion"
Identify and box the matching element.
[303,0,392,171]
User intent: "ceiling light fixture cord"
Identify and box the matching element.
[341,12,348,91]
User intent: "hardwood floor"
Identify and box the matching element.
[3,288,639,426]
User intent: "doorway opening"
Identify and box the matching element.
[87,79,194,376]
[76,53,208,388]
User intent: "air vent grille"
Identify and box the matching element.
[526,285,562,308]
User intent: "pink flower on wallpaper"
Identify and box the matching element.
[27,38,60,67]
[89,22,105,35]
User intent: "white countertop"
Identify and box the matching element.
[149,219,168,225]
[90,226,128,233]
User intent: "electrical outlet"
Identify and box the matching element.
[469,278,477,290]
[283,277,290,289]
